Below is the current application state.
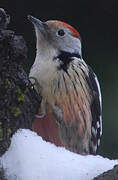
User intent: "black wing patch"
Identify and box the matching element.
[86,66,102,154]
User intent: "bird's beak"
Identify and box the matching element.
[28,15,43,27]
[27,15,49,41]
[27,15,48,34]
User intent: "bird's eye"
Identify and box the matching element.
[57,29,65,36]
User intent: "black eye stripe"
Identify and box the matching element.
[57,29,65,36]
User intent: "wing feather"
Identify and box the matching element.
[85,65,102,153]
[32,56,102,155]
[52,59,102,154]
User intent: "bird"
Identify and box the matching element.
[28,15,102,155]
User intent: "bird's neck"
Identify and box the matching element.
[29,47,59,87]
[36,44,57,62]
[29,46,83,85]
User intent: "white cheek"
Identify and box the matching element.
[59,37,82,56]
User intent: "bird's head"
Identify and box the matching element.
[28,15,82,59]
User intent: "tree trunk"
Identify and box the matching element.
[93,165,118,180]
[0,8,41,179]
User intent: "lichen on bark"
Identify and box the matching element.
[0,9,41,157]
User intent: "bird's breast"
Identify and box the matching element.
[31,59,93,154]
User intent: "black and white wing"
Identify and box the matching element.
[86,65,102,154]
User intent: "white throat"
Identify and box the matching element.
[29,44,59,86]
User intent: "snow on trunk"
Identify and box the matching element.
[0,129,117,180]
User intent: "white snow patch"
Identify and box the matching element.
[0,129,117,180]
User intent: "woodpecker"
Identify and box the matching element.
[28,15,102,155]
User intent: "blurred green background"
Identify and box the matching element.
[1,0,118,158]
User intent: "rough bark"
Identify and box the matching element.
[0,8,41,179]
[93,165,118,180]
